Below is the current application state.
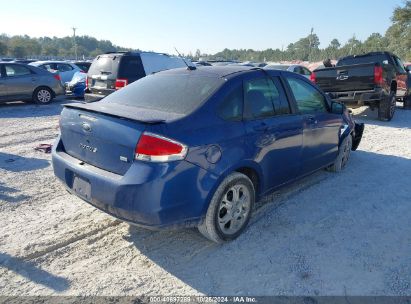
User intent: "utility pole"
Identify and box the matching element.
[308,27,314,62]
[72,27,77,60]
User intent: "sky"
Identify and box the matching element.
[0,0,405,55]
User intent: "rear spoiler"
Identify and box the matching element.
[63,102,183,124]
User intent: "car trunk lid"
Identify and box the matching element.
[59,103,179,175]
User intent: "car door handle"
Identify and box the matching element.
[307,116,318,124]
[253,123,269,132]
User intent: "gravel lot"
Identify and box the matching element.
[0,99,410,296]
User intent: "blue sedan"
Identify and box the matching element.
[52,66,363,243]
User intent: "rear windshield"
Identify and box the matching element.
[337,55,389,66]
[88,55,120,75]
[103,73,224,114]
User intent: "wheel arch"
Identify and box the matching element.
[33,85,56,99]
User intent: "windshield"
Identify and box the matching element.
[265,65,289,70]
[103,73,224,115]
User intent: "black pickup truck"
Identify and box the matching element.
[312,52,410,121]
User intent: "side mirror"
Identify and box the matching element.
[405,66,410,72]
[331,101,345,115]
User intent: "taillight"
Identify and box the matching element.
[115,78,128,90]
[54,74,61,81]
[135,132,188,162]
[310,72,316,83]
[374,66,383,86]
[85,76,89,89]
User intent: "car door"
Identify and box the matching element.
[283,74,341,175]
[243,72,304,192]
[392,56,408,98]
[0,65,7,101]
[56,63,75,84]
[3,64,36,100]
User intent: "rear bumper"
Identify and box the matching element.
[328,89,384,106]
[51,137,218,229]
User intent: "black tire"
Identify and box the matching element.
[327,135,353,173]
[198,172,255,243]
[378,91,396,121]
[33,87,54,104]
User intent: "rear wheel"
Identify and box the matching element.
[33,87,53,104]
[198,172,255,243]
[327,135,352,173]
[378,92,396,121]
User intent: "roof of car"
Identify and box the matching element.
[159,65,259,78]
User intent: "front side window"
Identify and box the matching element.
[56,63,73,72]
[218,83,243,121]
[5,65,31,77]
[286,77,327,114]
[41,64,55,72]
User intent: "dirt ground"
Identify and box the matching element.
[0,99,410,296]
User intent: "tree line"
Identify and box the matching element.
[0,34,137,59]
[0,1,409,62]
[189,1,411,62]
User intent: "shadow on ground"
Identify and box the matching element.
[0,97,79,119]
[0,152,50,172]
[352,105,411,129]
[0,252,70,292]
[125,151,411,295]
[0,182,31,204]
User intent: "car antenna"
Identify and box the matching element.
[174,47,196,70]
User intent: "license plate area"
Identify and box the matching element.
[73,175,91,201]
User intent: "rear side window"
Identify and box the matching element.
[118,56,145,79]
[103,73,224,115]
[88,55,120,75]
[244,78,275,119]
[218,83,243,121]
[5,65,32,77]
[286,77,327,114]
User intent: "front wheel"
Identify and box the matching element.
[198,172,255,243]
[327,135,353,173]
[378,92,396,121]
[33,87,53,104]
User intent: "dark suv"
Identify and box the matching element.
[84,51,191,102]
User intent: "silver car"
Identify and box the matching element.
[30,61,83,84]
[264,64,312,78]
[0,62,65,104]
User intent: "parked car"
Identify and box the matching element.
[52,66,363,242]
[84,51,194,102]
[29,61,83,84]
[265,64,312,78]
[73,61,91,73]
[13,59,37,64]
[311,52,410,120]
[0,62,64,104]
